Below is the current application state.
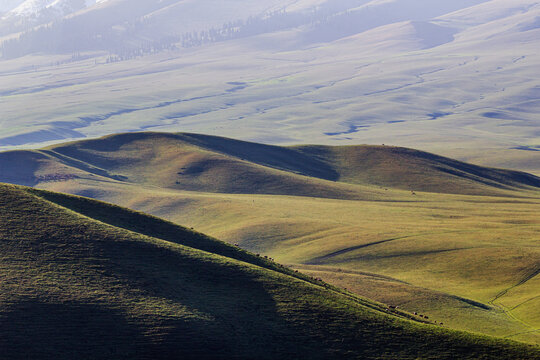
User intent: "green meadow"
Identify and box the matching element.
[83,185,540,344]
[0,131,538,349]
[3,183,540,358]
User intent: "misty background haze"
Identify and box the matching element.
[0,0,491,58]
[0,0,539,174]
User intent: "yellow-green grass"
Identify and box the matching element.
[3,183,540,359]
[1,131,537,202]
[291,264,535,341]
[293,144,540,194]
[37,179,540,344]
[1,131,539,345]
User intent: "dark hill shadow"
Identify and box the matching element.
[0,151,48,186]
[29,188,295,277]
[296,144,540,193]
[170,133,339,181]
[408,148,540,188]
[0,299,145,359]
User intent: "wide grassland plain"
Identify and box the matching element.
[3,132,536,345]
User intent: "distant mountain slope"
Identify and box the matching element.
[21,132,538,196]
[0,182,538,359]
[0,0,300,51]
[0,0,538,176]
[0,0,489,52]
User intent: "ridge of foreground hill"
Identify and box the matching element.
[0,183,539,359]
[1,132,538,197]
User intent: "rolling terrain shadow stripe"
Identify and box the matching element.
[304,226,513,265]
[40,150,128,181]
[509,294,540,313]
[305,237,409,264]
[491,265,540,305]
[309,248,472,264]
[177,133,340,181]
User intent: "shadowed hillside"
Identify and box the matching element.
[39,132,368,199]
[0,183,539,359]
[0,150,61,186]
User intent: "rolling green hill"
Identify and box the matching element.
[0,132,539,347]
[47,132,540,196]
[1,132,538,198]
[2,183,539,359]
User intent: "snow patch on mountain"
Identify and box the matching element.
[8,0,109,17]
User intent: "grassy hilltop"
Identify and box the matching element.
[1,131,538,197]
[42,132,540,195]
[0,132,539,345]
[2,183,539,359]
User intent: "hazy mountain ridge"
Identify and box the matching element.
[0,0,538,176]
[0,0,494,57]
[0,0,26,12]
[0,0,109,38]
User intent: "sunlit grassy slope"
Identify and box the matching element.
[3,184,540,359]
[57,183,537,344]
[1,132,539,345]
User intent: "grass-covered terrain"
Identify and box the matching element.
[1,132,537,196]
[3,183,540,359]
[0,132,539,346]
[93,185,540,344]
